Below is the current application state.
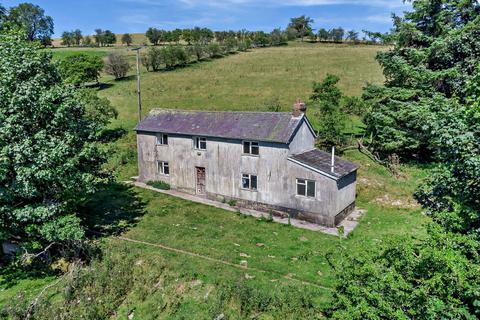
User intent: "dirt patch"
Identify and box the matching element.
[373,194,420,209]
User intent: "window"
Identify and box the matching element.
[157,161,169,175]
[242,174,257,190]
[194,137,207,150]
[243,141,259,155]
[156,134,168,145]
[296,179,315,197]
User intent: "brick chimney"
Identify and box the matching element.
[292,98,306,117]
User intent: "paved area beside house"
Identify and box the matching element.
[128,180,365,237]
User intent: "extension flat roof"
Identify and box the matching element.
[289,149,359,180]
[135,109,313,144]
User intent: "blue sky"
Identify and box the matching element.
[2,0,411,37]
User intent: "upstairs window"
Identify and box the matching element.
[194,137,207,150]
[243,141,259,155]
[157,161,169,175]
[296,179,315,198]
[242,174,258,190]
[156,134,168,145]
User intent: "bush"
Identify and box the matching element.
[141,47,162,71]
[104,53,130,80]
[146,180,170,190]
[58,53,104,86]
[207,43,222,58]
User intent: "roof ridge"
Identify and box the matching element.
[148,108,292,115]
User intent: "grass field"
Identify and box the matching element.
[1,42,430,318]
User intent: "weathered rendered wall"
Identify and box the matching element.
[288,118,316,155]
[137,128,355,226]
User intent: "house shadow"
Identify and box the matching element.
[80,182,146,237]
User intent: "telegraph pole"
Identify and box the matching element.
[132,47,142,123]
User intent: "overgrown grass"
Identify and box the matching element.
[1,42,430,318]
[146,180,171,190]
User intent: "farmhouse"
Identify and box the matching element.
[135,100,359,226]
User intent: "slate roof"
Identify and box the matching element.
[289,149,359,180]
[135,109,309,143]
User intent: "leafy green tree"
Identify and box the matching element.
[103,30,116,46]
[61,30,74,46]
[73,29,82,46]
[146,27,161,45]
[141,47,162,71]
[207,42,222,58]
[77,89,118,127]
[287,15,313,41]
[0,32,111,250]
[270,28,287,46]
[93,28,104,46]
[104,53,130,80]
[329,27,344,42]
[82,35,92,46]
[318,28,329,41]
[327,226,480,319]
[328,1,480,318]
[59,53,104,86]
[346,30,358,42]
[191,42,204,60]
[311,74,347,149]
[121,33,132,46]
[182,28,192,44]
[6,2,53,42]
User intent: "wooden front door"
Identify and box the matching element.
[196,167,206,195]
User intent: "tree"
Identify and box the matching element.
[327,226,480,319]
[73,29,82,46]
[82,35,92,46]
[182,28,192,44]
[0,32,111,252]
[61,31,74,46]
[329,27,344,42]
[171,28,182,43]
[59,53,104,86]
[146,27,161,45]
[141,47,163,71]
[104,53,131,80]
[318,28,329,41]
[103,30,116,46]
[7,3,53,42]
[346,30,358,43]
[270,28,287,46]
[93,28,104,46]
[287,15,314,41]
[327,1,480,317]
[311,74,347,149]
[121,33,132,46]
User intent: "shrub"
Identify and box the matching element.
[146,180,170,190]
[207,42,222,58]
[104,53,130,80]
[191,42,204,60]
[141,47,162,71]
[58,53,103,86]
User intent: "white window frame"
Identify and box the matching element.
[243,141,259,156]
[194,137,207,150]
[241,173,258,191]
[296,178,316,198]
[157,161,170,175]
[156,133,168,146]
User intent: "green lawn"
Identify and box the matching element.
[1,42,430,318]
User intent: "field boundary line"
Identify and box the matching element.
[90,229,332,291]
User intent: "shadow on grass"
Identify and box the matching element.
[80,182,146,236]
[98,127,128,143]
